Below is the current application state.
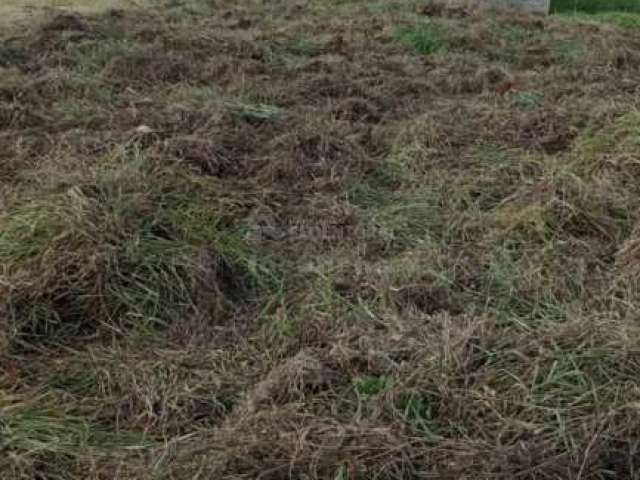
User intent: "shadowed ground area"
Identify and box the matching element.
[2,0,640,478]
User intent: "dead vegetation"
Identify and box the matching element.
[2,0,640,478]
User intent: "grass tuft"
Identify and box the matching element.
[393,22,448,55]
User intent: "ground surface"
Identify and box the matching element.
[2,0,640,479]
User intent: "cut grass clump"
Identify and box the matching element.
[0,392,149,478]
[393,22,448,55]
[68,39,140,76]
[42,348,241,436]
[570,110,640,184]
[1,151,277,351]
[1,193,195,348]
[225,100,284,122]
[0,198,69,264]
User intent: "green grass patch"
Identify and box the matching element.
[0,199,69,265]
[557,9,640,28]
[551,0,640,13]
[285,37,323,57]
[225,100,284,122]
[510,91,545,109]
[397,391,441,438]
[0,393,149,476]
[1,150,279,349]
[353,375,388,398]
[394,22,448,55]
[69,39,139,76]
[587,10,640,27]
[552,38,588,64]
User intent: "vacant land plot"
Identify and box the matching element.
[2,0,640,478]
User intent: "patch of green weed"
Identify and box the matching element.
[353,375,388,398]
[226,100,284,122]
[69,39,141,76]
[511,91,545,109]
[397,391,441,438]
[553,38,587,64]
[394,23,448,55]
[0,393,149,460]
[286,37,322,56]
[0,195,77,267]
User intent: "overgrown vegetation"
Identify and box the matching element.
[2,0,640,478]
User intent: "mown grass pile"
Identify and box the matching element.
[2,0,640,478]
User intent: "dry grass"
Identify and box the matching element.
[2,0,640,478]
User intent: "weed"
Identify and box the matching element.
[353,375,387,399]
[69,39,139,76]
[394,22,448,55]
[482,22,549,65]
[286,37,322,56]
[225,100,284,122]
[55,98,105,126]
[397,391,441,438]
[167,85,221,104]
[553,38,587,64]
[0,392,149,477]
[511,90,545,109]
[0,198,69,265]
